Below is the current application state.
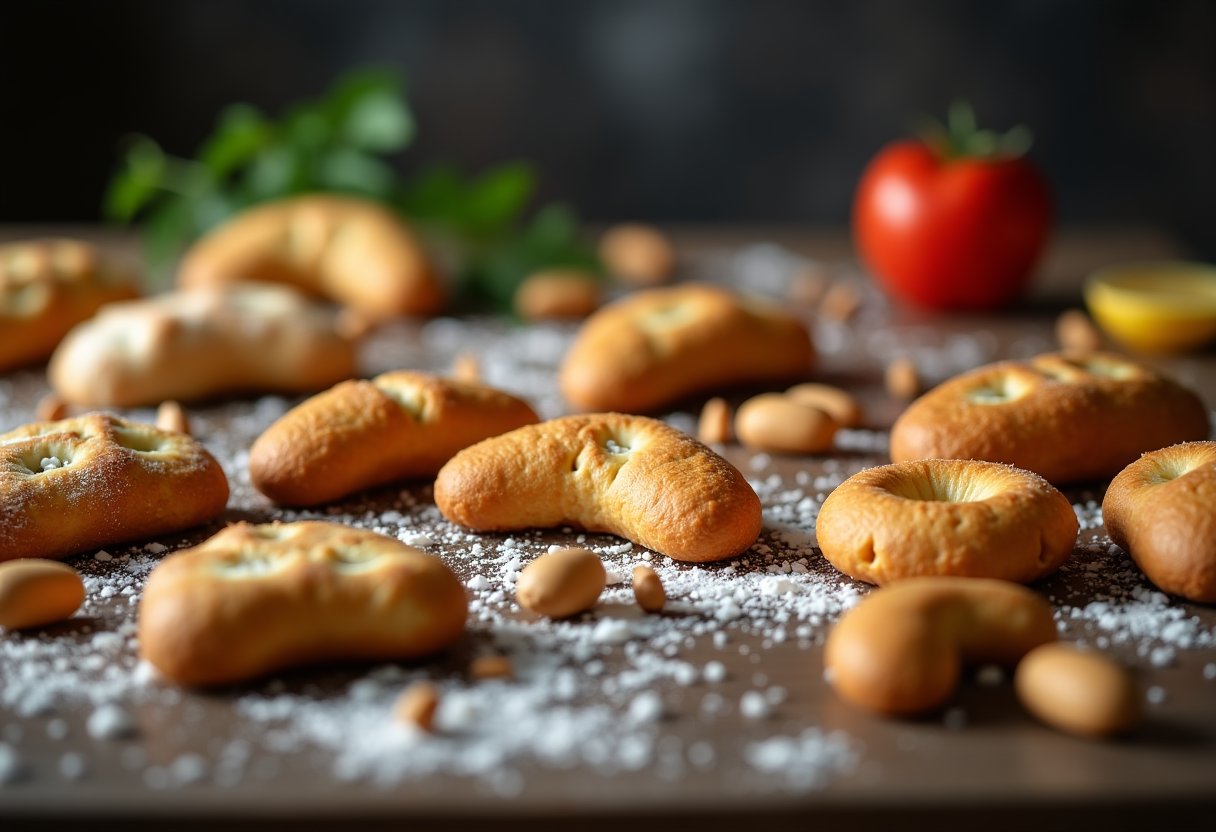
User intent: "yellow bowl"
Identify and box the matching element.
[1084,261,1216,354]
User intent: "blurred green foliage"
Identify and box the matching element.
[104,68,598,308]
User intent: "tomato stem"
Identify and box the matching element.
[916,100,1033,161]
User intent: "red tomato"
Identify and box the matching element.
[853,138,1051,310]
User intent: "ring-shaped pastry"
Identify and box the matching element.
[815,459,1078,585]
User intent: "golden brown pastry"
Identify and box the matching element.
[434,413,762,563]
[0,239,138,373]
[177,194,443,318]
[48,282,358,407]
[559,283,813,413]
[890,352,1210,484]
[138,522,467,686]
[513,269,601,320]
[249,371,539,506]
[0,414,228,562]
[1102,441,1216,603]
[815,459,1078,585]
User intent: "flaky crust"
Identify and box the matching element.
[0,414,229,562]
[0,239,139,373]
[178,195,443,318]
[250,371,539,506]
[824,577,1057,715]
[1103,441,1216,603]
[558,284,813,413]
[48,282,358,407]
[816,459,1078,585]
[890,352,1210,484]
[434,414,762,562]
[138,522,467,686]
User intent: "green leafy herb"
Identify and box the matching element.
[104,67,598,304]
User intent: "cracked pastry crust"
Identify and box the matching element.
[558,283,813,413]
[0,239,139,373]
[0,413,229,562]
[249,371,539,506]
[48,282,359,407]
[889,351,1210,484]
[815,459,1078,585]
[434,413,762,563]
[138,521,467,686]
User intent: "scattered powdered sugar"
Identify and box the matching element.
[1,275,1214,800]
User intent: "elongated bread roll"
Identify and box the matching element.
[250,371,539,505]
[559,284,813,413]
[890,352,1210,484]
[138,522,467,686]
[48,282,358,407]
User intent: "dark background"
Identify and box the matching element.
[1,0,1214,257]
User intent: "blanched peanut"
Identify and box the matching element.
[0,560,85,630]
[394,681,440,731]
[451,353,481,383]
[514,270,600,320]
[632,565,666,612]
[735,393,837,454]
[885,356,921,399]
[819,282,861,322]
[785,383,863,427]
[599,224,675,286]
[156,400,190,435]
[787,266,830,306]
[825,577,1057,715]
[515,548,606,619]
[1015,643,1140,738]
[470,655,513,680]
[1056,309,1102,352]
[697,397,733,445]
[35,393,68,422]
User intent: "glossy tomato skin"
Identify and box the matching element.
[853,139,1051,310]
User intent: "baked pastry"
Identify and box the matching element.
[434,413,762,562]
[249,371,539,505]
[0,413,228,562]
[559,283,813,413]
[890,351,1210,483]
[1102,441,1216,603]
[815,459,1078,584]
[0,238,138,373]
[177,194,443,318]
[138,522,467,686]
[48,282,358,407]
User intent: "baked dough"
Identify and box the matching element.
[250,371,539,505]
[890,352,1210,484]
[0,239,138,373]
[434,413,762,562]
[1102,441,1216,603]
[815,459,1078,584]
[0,414,228,562]
[178,194,443,318]
[558,283,813,413]
[48,282,358,407]
[138,522,467,686]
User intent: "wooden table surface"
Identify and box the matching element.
[1,226,1214,831]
